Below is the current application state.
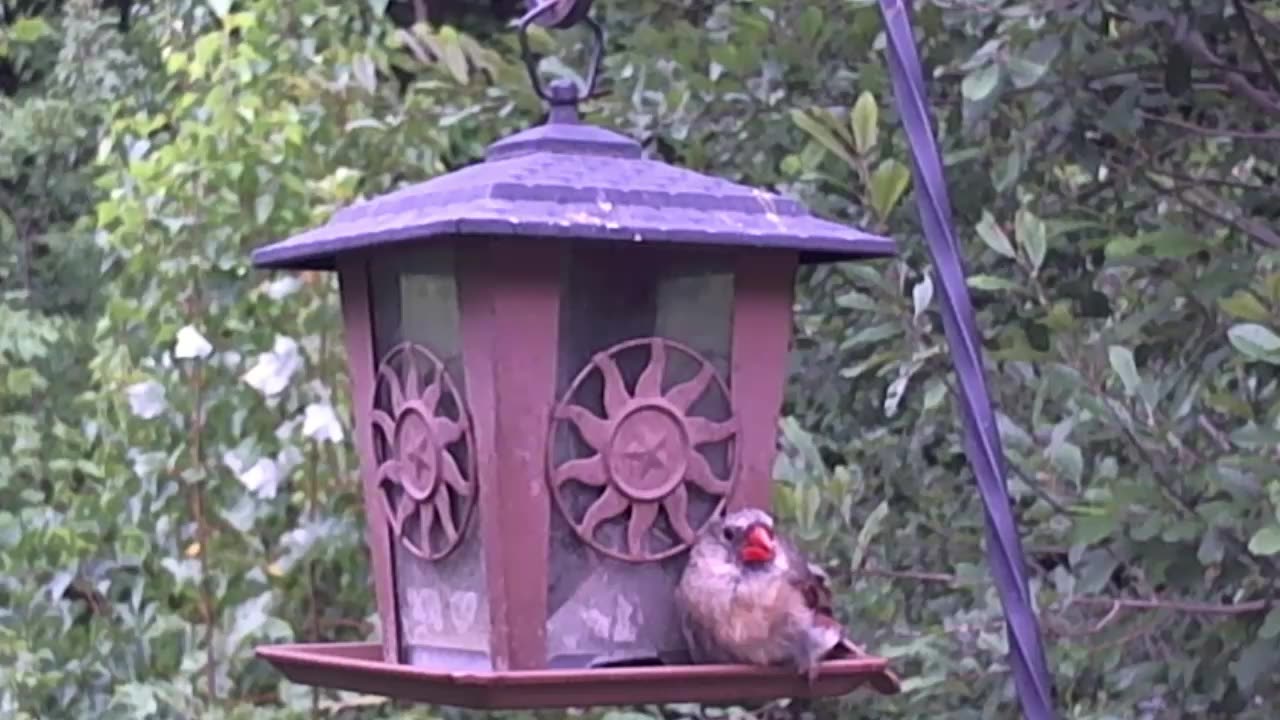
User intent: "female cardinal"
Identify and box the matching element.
[674,507,868,685]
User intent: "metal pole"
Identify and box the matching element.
[875,2,1058,717]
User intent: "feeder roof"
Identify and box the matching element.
[251,103,896,271]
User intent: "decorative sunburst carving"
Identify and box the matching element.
[371,343,475,561]
[547,337,739,562]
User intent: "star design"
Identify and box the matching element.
[622,427,670,481]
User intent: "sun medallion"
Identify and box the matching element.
[371,343,476,561]
[547,337,740,562]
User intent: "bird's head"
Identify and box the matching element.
[704,507,777,568]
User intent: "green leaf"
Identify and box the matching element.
[834,289,878,311]
[1233,638,1279,693]
[1147,226,1203,259]
[10,16,52,43]
[868,159,911,219]
[898,673,947,693]
[1105,235,1143,258]
[110,683,159,717]
[797,5,824,42]
[432,27,470,83]
[1194,529,1224,567]
[1219,291,1269,322]
[6,367,48,397]
[922,378,947,412]
[976,211,1017,259]
[883,371,911,418]
[1071,512,1119,546]
[790,108,858,169]
[850,91,878,155]
[841,322,902,350]
[850,500,889,572]
[967,274,1023,292]
[1261,608,1280,640]
[1107,345,1141,396]
[1005,55,1049,88]
[255,193,274,224]
[1076,550,1119,594]
[1247,524,1280,556]
[1049,441,1084,484]
[961,63,1000,101]
[1228,323,1280,364]
[1016,208,1047,272]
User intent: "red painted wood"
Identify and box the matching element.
[728,250,799,512]
[339,256,402,664]
[255,641,902,708]
[456,246,509,670]
[458,239,563,670]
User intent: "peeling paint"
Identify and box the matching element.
[612,594,638,643]
[567,211,603,225]
[449,590,479,631]
[583,606,612,639]
[407,587,445,637]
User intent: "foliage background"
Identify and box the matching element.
[3,0,1280,718]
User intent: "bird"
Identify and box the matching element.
[674,507,870,686]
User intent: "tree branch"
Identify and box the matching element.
[1244,6,1280,42]
[860,566,1273,616]
[1068,595,1271,615]
[1175,21,1280,116]
[1232,0,1280,91]
[1137,110,1280,141]
[1171,182,1280,249]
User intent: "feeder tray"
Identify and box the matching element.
[256,642,901,709]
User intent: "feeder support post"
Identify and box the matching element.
[875,1,1058,718]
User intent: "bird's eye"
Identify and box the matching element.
[722,526,736,542]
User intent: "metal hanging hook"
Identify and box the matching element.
[517,0,606,105]
[523,0,595,29]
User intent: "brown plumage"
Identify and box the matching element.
[674,507,868,685]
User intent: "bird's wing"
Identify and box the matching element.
[780,537,868,658]
[778,537,834,615]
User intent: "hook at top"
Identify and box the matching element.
[523,0,594,29]
[518,0,606,107]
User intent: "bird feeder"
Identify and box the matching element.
[253,0,901,708]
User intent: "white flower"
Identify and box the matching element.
[174,325,213,360]
[242,336,302,397]
[265,276,303,300]
[302,403,344,444]
[275,445,304,476]
[238,458,281,499]
[125,380,167,419]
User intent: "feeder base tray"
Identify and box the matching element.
[256,642,901,709]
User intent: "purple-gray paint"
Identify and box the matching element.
[251,93,895,272]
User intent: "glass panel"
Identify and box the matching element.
[370,245,491,671]
[545,247,735,668]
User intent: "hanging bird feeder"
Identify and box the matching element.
[252,0,903,709]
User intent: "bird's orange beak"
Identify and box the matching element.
[740,524,776,564]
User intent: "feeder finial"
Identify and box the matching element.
[518,0,606,112]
